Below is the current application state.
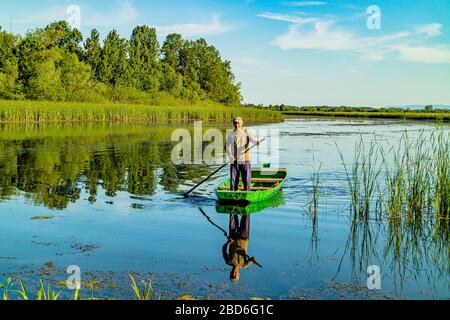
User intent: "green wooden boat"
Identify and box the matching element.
[215,167,287,203]
[216,191,285,215]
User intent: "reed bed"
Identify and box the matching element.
[338,128,450,233]
[0,100,283,124]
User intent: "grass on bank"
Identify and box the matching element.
[1,275,160,300]
[0,99,283,124]
[1,277,62,300]
[284,110,450,122]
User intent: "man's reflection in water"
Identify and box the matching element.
[222,215,254,282]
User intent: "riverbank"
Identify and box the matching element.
[283,110,450,122]
[0,100,283,124]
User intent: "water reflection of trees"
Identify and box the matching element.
[0,130,217,210]
[335,212,449,296]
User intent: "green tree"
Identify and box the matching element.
[84,29,102,80]
[60,52,95,101]
[160,33,183,96]
[161,33,183,71]
[0,30,22,99]
[178,40,205,102]
[99,30,131,86]
[159,62,183,96]
[43,21,83,56]
[0,22,242,105]
[129,25,161,93]
[27,48,65,100]
[178,39,240,105]
[0,60,21,99]
[17,29,47,92]
[195,39,240,104]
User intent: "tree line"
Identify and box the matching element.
[243,103,442,113]
[0,21,241,105]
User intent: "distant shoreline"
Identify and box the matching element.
[282,110,450,122]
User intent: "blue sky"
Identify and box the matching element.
[1,0,450,107]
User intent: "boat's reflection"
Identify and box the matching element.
[216,191,285,282]
[215,191,285,215]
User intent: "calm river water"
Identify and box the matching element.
[0,118,448,299]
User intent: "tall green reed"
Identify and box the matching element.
[308,163,321,263]
[433,130,450,219]
[335,128,449,289]
[0,277,13,300]
[1,276,62,300]
[337,135,382,220]
[308,163,321,218]
[129,274,155,300]
[341,128,450,226]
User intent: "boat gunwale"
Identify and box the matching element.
[216,169,287,193]
[215,168,287,202]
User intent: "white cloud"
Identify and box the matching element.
[284,1,328,6]
[83,0,138,27]
[273,22,352,50]
[262,11,450,64]
[415,23,443,38]
[15,2,233,38]
[393,45,450,64]
[15,0,138,28]
[257,12,319,24]
[153,15,235,37]
[272,20,409,52]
